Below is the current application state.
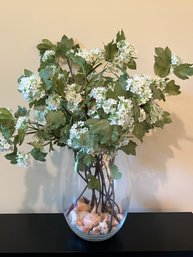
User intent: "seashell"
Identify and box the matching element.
[90,226,100,236]
[78,211,89,220]
[100,212,110,222]
[98,219,109,234]
[77,225,91,234]
[112,217,119,226]
[76,201,91,212]
[82,213,100,229]
[117,213,124,221]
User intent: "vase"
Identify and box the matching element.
[61,149,131,242]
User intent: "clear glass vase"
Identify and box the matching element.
[61,149,131,242]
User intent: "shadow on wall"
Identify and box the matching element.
[129,113,193,212]
[20,112,192,213]
[19,147,66,213]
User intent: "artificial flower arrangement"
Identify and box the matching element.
[0,30,193,239]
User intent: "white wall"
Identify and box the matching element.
[0,0,193,213]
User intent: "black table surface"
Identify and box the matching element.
[0,212,192,256]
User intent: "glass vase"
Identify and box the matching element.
[61,149,131,242]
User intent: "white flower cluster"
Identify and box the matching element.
[18,74,45,102]
[89,88,135,131]
[89,87,107,104]
[65,84,83,112]
[34,108,47,125]
[150,102,164,124]
[0,132,12,152]
[126,74,153,105]
[138,108,146,122]
[42,50,55,62]
[109,96,134,130]
[45,93,61,111]
[75,48,104,64]
[115,40,136,65]
[15,116,29,130]
[106,40,136,74]
[171,53,182,66]
[67,121,88,148]
[16,151,31,167]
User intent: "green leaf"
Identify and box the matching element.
[110,164,122,180]
[5,151,17,164]
[87,174,100,191]
[39,66,53,90]
[121,140,137,155]
[14,129,25,145]
[57,35,74,54]
[154,47,171,77]
[173,63,193,80]
[84,154,95,167]
[127,59,137,70]
[37,39,54,54]
[46,110,66,129]
[150,84,164,100]
[91,119,112,144]
[0,108,15,130]
[24,69,33,77]
[133,122,149,141]
[14,106,28,118]
[116,30,126,42]
[31,148,47,161]
[165,80,181,95]
[104,40,117,61]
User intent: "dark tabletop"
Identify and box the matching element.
[0,212,192,256]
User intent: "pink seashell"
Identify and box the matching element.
[78,211,89,220]
[82,213,100,229]
[76,202,91,212]
[98,219,109,234]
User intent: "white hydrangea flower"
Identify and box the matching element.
[89,87,107,104]
[138,108,146,122]
[67,121,88,148]
[65,84,83,112]
[16,151,31,167]
[42,50,55,62]
[45,93,61,111]
[0,132,13,152]
[18,74,45,102]
[171,53,182,66]
[115,40,136,64]
[153,76,167,91]
[150,102,164,124]
[34,109,47,125]
[76,48,104,63]
[102,98,117,114]
[126,74,153,105]
[109,96,134,131]
[15,116,29,130]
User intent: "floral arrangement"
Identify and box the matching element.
[0,30,193,236]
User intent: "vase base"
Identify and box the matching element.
[64,213,126,241]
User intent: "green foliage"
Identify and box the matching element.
[87,174,100,191]
[46,111,66,129]
[110,164,122,180]
[165,80,181,95]
[0,30,193,175]
[173,63,193,80]
[121,140,137,155]
[154,47,171,77]
[31,148,47,161]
